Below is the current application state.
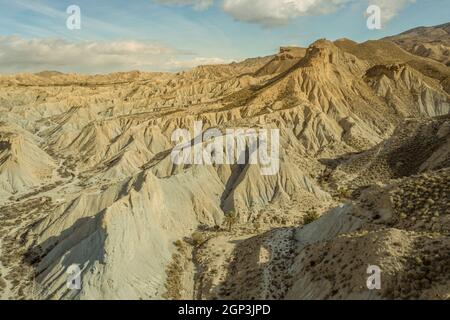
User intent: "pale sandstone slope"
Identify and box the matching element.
[0,30,448,300]
[194,117,449,300]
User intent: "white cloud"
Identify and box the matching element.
[0,36,230,74]
[154,0,214,11]
[218,0,415,27]
[369,0,415,24]
[12,0,132,37]
[222,0,354,27]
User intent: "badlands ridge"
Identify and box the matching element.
[0,24,449,300]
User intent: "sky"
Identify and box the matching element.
[0,0,448,74]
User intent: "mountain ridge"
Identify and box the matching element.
[0,23,448,300]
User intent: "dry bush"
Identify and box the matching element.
[0,276,6,291]
[191,232,206,246]
[303,210,320,225]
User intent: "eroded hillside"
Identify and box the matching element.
[384,22,450,66]
[0,33,449,300]
[191,117,449,300]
